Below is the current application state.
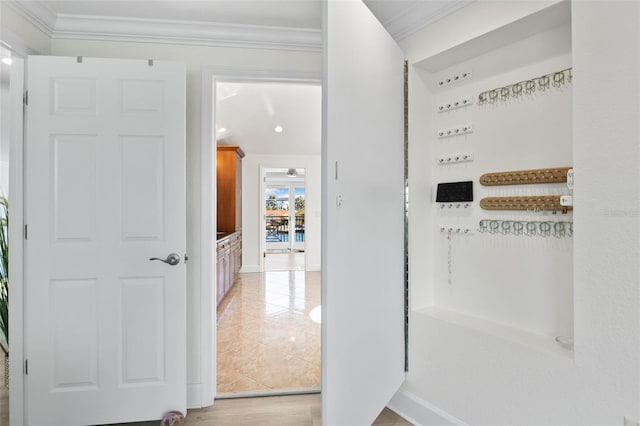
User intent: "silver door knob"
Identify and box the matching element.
[149,253,181,266]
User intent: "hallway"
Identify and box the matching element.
[216,268,321,394]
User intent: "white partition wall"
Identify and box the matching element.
[322,1,406,424]
[390,1,640,425]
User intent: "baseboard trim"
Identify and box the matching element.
[306,264,321,272]
[387,389,467,426]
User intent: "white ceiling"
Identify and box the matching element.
[7,0,473,157]
[10,0,472,47]
[216,82,321,156]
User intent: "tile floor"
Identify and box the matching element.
[264,251,306,271]
[216,267,321,394]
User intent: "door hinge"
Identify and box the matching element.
[23,90,28,106]
[25,359,28,375]
[24,224,28,240]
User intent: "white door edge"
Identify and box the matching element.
[7,56,25,426]
[2,27,41,426]
[259,164,265,273]
[199,65,321,406]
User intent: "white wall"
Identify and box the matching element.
[241,153,321,272]
[50,38,321,387]
[0,74,10,196]
[393,1,640,425]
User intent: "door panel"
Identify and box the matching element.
[25,56,186,426]
[52,135,97,242]
[120,277,165,386]
[322,1,406,425]
[121,135,165,240]
[50,279,98,391]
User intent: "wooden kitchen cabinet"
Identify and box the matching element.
[216,145,244,233]
[216,145,244,306]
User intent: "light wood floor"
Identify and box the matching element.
[5,393,411,426]
[0,365,411,426]
[111,393,412,426]
[0,352,6,426]
[185,394,411,426]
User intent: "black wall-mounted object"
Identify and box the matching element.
[436,181,473,203]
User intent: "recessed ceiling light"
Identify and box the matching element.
[217,127,227,133]
[274,125,283,133]
[1,57,12,65]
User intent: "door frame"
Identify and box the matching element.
[1,27,41,426]
[261,170,307,265]
[200,65,321,406]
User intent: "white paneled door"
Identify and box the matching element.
[323,1,406,425]
[24,56,186,426]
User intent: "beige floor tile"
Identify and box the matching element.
[264,252,305,272]
[217,373,270,394]
[217,264,321,394]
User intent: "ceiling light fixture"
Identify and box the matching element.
[274,125,283,133]
[217,127,227,133]
[287,168,297,177]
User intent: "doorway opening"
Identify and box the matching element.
[213,80,321,397]
[0,36,27,424]
[264,168,306,272]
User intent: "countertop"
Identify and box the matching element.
[216,231,239,242]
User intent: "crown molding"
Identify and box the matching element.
[52,14,322,52]
[383,0,474,41]
[4,0,56,36]
[6,1,321,52]
[5,0,468,51]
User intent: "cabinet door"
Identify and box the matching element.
[216,247,226,306]
[323,1,406,425]
[223,248,232,294]
[235,237,242,275]
[228,241,236,288]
